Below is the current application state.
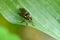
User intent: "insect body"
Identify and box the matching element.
[19,8,33,26]
[19,8,32,21]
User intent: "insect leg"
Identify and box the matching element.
[25,21,28,27]
[31,21,34,26]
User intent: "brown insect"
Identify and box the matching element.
[19,8,32,21]
[19,8,33,26]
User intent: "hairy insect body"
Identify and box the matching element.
[19,8,32,21]
[19,8,33,26]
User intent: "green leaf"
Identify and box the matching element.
[0,0,60,40]
[0,0,23,25]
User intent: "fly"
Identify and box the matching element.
[19,8,33,26]
[19,8,32,21]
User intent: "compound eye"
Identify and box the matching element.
[28,18,32,21]
[28,19,29,20]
